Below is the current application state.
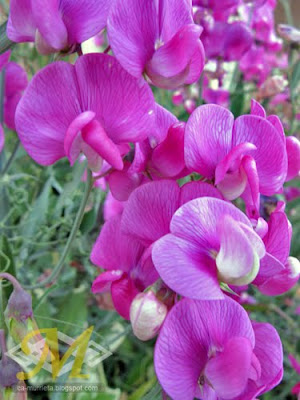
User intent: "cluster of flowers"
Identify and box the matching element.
[2,0,300,398]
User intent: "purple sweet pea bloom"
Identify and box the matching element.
[7,0,111,54]
[152,197,265,300]
[185,102,288,218]
[91,214,158,320]
[155,297,283,400]
[15,54,155,171]
[285,136,300,181]
[121,180,223,247]
[107,0,205,89]
[253,209,300,295]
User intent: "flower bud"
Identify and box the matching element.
[278,24,300,43]
[130,291,168,341]
[0,274,33,324]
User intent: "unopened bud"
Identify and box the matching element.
[0,274,32,324]
[130,291,168,341]
[0,330,22,389]
[184,99,196,115]
[172,90,184,106]
[278,24,300,43]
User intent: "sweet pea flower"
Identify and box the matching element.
[289,354,300,396]
[7,0,111,54]
[0,51,28,131]
[0,125,4,153]
[155,297,283,400]
[15,54,155,172]
[121,180,223,248]
[185,102,287,218]
[107,0,205,89]
[91,214,159,320]
[278,24,300,43]
[152,197,265,300]
[253,209,300,295]
[107,105,187,202]
[103,191,125,222]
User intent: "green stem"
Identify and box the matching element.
[0,22,14,54]
[280,0,293,26]
[23,170,94,290]
[1,140,20,176]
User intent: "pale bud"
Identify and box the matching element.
[130,291,168,341]
[278,24,300,43]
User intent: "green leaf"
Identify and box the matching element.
[291,60,300,100]
[80,208,97,234]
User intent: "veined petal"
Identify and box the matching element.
[185,104,234,178]
[7,0,36,42]
[146,24,202,79]
[121,180,181,246]
[111,276,139,320]
[250,99,266,118]
[205,337,253,399]
[32,0,68,50]
[107,0,158,77]
[152,234,223,300]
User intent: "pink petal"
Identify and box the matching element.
[152,234,223,300]
[159,0,194,43]
[60,0,110,44]
[263,211,290,263]
[233,115,287,195]
[285,136,300,181]
[7,0,36,42]
[251,322,283,396]
[240,155,260,218]
[107,0,158,77]
[16,61,80,165]
[121,180,181,246]
[0,51,10,71]
[148,104,178,147]
[184,40,206,84]
[4,62,28,97]
[82,119,123,170]
[111,276,139,320]
[151,122,185,177]
[185,104,234,178]
[180,181,223,204]
[250,99,266,118]
[169,197,252,249]
[108,162,143,202]
[146,25,202,87]
[91,270,124,293]
[74,54,155,144]
[32,0,68,51]
[288,354,300,375]
[103,191,125,221]
[91,215,144,272]
[205,337,253,398]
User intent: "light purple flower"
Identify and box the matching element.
[107,0,205,89]
[155,297,283,400]
[15,54,155,171]
[185,101,288,217]
[7,0,111,54]
[152,197,265,300]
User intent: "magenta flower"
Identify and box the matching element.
[107,0,205,89]
[0,51,28,132]
[91,214,159,320]
[15,54,155,171]
[107,105,186,201]
[185,102,287,217]
[7,0,111,54]
[155,297,283,400]
[152,197,265,300]
[289,354,300,396]
[121,180,223,247]
[253,209,300,295]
